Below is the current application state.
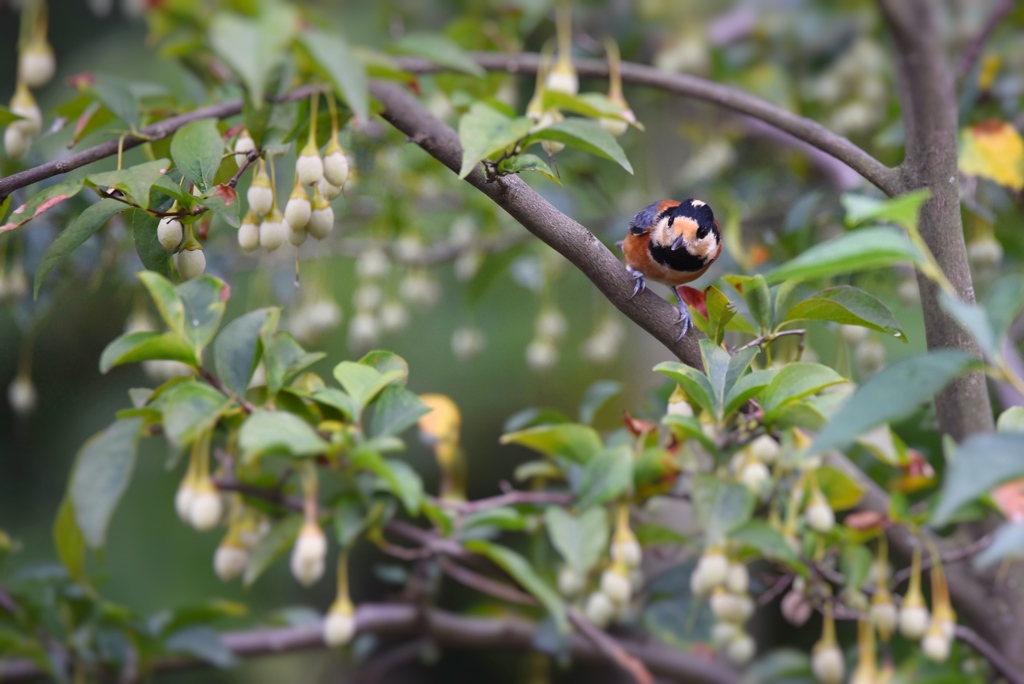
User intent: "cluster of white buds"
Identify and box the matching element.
[4,83,43,160]
[733,435,779,495]
[526,307,567,372]
[7,371,37,418]
[702,549,756,666]
[581,317,626,364]
[690,546,729,597]
[399,270,442,308]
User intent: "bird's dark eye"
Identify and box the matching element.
[696,224,710,239]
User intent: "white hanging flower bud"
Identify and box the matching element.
[726,632,756,666]
[288,225,307,247]
[189,480,224,531]
[379,300,409,333]
[726,562,749,594]
[175,240,207,281]
[805,490,835,533]
[358,248,390,279]
[870,590,898,641]
[525,338,558,372]
[449,215,477,247]
[4,126,31,160]
[710,588,751,624]
[536,308,568,339]
[898,602,930,641]
[322,136,349,188]
[323,599,356,647]
[10,84,42,136]
[399,272,441,306]
[318,177,343,200]
[307,186,334,240]
[19,40,56,89]
[710,621,739,648]
[296,141,324,186]
[747,435,780,464]
[695,549,729,590]
[157,217,184,251]
[259,210,287,252]
[545,60,579,95]
[284,181,312,233]
[348,312,380,350]
[454,250,482,282]
[780,589,812,626]
[612,537,642,569]
[839,324,870,346]
[811,645,845,684]
[213,541,249,581]
[290,521,327,586]
[557,565,585,598]
[599,114,630,138]
[393,235,426,263]
[175,479,196,523]
[233,130,256,168]
[856,340,886,375]
[238,212,260,253]
[305,299,343,339]
[354,284,384,311]
[584,591,616,628]
[739,460,771,493]
[921,620,952,662]
[246,162,274,218]
[451,327,485,360]
[7,374,37,417]
[967,236,1003,271]
[600,563,632,605]
[898,277,920,305]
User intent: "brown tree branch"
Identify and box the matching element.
[369,81,704,367]
[395,53,900,195]
[0,604,736,684]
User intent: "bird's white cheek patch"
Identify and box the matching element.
[688,234,718,259]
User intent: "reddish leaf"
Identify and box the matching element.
[844,510,886,531]
[678,286,708,318]
[622,411,656,436]
[66,72,95,89]
[993,480,1024,522]
[211,184,237,205]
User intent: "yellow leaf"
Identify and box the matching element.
[959,120,1024,190]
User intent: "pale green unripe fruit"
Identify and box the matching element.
[157,217,183,251]
[175,245,206,281]
[739,460,771,492]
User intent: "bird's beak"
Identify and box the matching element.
[671,235,686,251]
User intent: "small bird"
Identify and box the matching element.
[621,198,723,339]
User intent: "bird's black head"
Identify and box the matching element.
[673,199,718,240]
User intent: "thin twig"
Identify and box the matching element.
[957,0,1014,80]
[199,366,256,413]
[756,574,794,607]
[436,490,574,515]
[889,534,992,589]
[567,609,655,684]
[438,557,536,605]
[733,329,806,353]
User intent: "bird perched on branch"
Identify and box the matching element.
[621,198,722,339]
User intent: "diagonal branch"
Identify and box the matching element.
[957,0,1014,80]
[0,603,737,684]
[370,80,704,367]
[395,53,900,195]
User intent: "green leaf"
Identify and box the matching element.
[464,540,568,632]
[239,410,329,461]
[353,451,423,514]
[69,418,143,549]
[575,445,632,510]
[333,361,404,414]
[139,271,186,336]
[499,423,603,463]
[729,520,804,570]
[761,363,846,420]
[692,475,755,544]
[578,380,623,425]
[985,275,1024,342]
[177,275,229,356]
[301,29,370,124]
[785,286,907,342]
[724,369,776,415]
[817,465,865,511]
[209,10,296,106]
[811,351,976,455]
[34,199,126,297]
[525,118,633,174]
[841,189,931,229]
[634,523,689,546]
[369,385,430,438]
[462,507,527,533]
[497,153,560,183]
[662,414,717,451]
[939,292,999,360]
[841,544,873,591]
[653,361,716,416]
[310,388,357,419]
[766,227,925,284]
[931,433,1024,526]
[262,332,325,397]
[457,103,534,178]
[541,91,638,122]
[0,179,85,232]
[161,382,231,448]
[392,32,485,78]
[998,407,1024,432]
[244,515,303,587]
[359,350,411,385]
[725,275,772,332]
[91,73,140,128]
[973,522,1024,570]
[0,104,25,127]
[53,498,87,583]
[701,339,732,418]
[129,209,171,277]
[99,331,197,373]
[163,627,238,668]
[86,159,170,210]
[214,308,276,397]
[170,119,224,192]
[704,286,737,344]
[333,496,371,548]
[545,507,609,576]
